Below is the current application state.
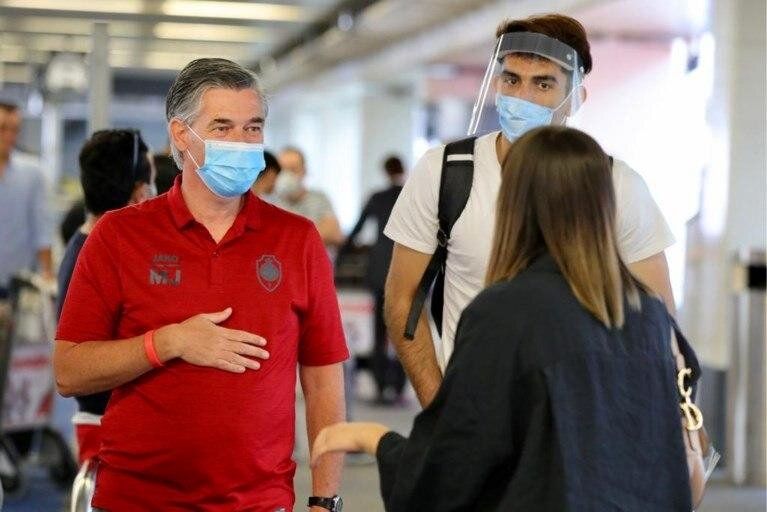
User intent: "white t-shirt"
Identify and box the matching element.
[384,131,675,369]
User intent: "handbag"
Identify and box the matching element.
[668,318,720,509]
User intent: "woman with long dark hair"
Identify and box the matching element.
[312,126,693,511]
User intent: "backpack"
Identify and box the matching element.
[404,136,476,340]
[403,136,615,341]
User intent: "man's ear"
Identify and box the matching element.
[565,85,587,118]
[169,118,189,155]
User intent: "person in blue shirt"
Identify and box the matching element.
[0,102,53,295]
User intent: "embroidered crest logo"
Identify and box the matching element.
[256,255,281,292]
[149,253,181,286]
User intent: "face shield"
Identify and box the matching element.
[467,31,585,137]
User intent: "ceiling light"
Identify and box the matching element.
[2,0,143,14]
[154,22,267,43]
[2,33,90,52]
[9,17,140,38]
[162,1,308,23]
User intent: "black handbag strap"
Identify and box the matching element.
[669,315,702,386]
[404,136,476,340]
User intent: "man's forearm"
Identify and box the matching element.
[384,297,442,408]
[317,216,345,247]
[54,324,179,396]
[54,335,154,396]
[301,363,345,499]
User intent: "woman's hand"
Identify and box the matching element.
[310,422,390,467]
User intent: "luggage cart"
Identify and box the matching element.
[0,273,77,497]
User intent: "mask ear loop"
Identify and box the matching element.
[184,123,204,169]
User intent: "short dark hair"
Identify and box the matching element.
[0,101,19,113]
[152,153,178,195]
[496,14,592,74]
[264,150,281,173]
[79,130,151,215]
[383,155,404,176]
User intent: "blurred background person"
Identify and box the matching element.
[57,129,154,466]
[251,149,281,198]
[341,155,406,405]
[152,150,179,196]
[0,101,53,293]
[276,146,344,248]
[60,146,165,246]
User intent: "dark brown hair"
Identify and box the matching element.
[496,14,592,74]
[485,126,641,328]
[383,155,404,176]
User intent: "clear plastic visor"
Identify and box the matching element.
[467,31,585,136]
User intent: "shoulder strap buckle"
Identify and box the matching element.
[436,228,448,248]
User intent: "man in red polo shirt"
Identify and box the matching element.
[55,58,348,512]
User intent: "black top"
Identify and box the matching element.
[57,229,111,415]
[60,200,86,246]
[345,185,402,290]
[376,254,692,511]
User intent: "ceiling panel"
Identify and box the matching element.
[0,0,347,77]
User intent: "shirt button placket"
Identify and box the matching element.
[210,249,223,285]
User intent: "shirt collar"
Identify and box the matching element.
[167,176,195,229]
[234,190,263,233]
[167,175,263,232]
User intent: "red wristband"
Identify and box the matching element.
[143,330,164,369]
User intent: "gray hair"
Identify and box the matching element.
[165,58,268,169]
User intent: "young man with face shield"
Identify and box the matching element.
[384,14,676,408]
[55,58,348,512]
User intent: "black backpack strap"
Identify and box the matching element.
[404,136,476,340]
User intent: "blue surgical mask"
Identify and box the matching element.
[495,93,554,142]
[186,127,265,198]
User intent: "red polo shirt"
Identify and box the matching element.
[57,178,348,511]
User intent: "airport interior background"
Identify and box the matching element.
[0,0,765,510]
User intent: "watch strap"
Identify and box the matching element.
[307,496,338,510]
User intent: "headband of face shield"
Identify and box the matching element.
[467,31,585,137]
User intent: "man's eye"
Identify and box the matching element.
[246,126,263,133]
[538,82,551,90]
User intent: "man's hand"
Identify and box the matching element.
[156,307,269,373]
